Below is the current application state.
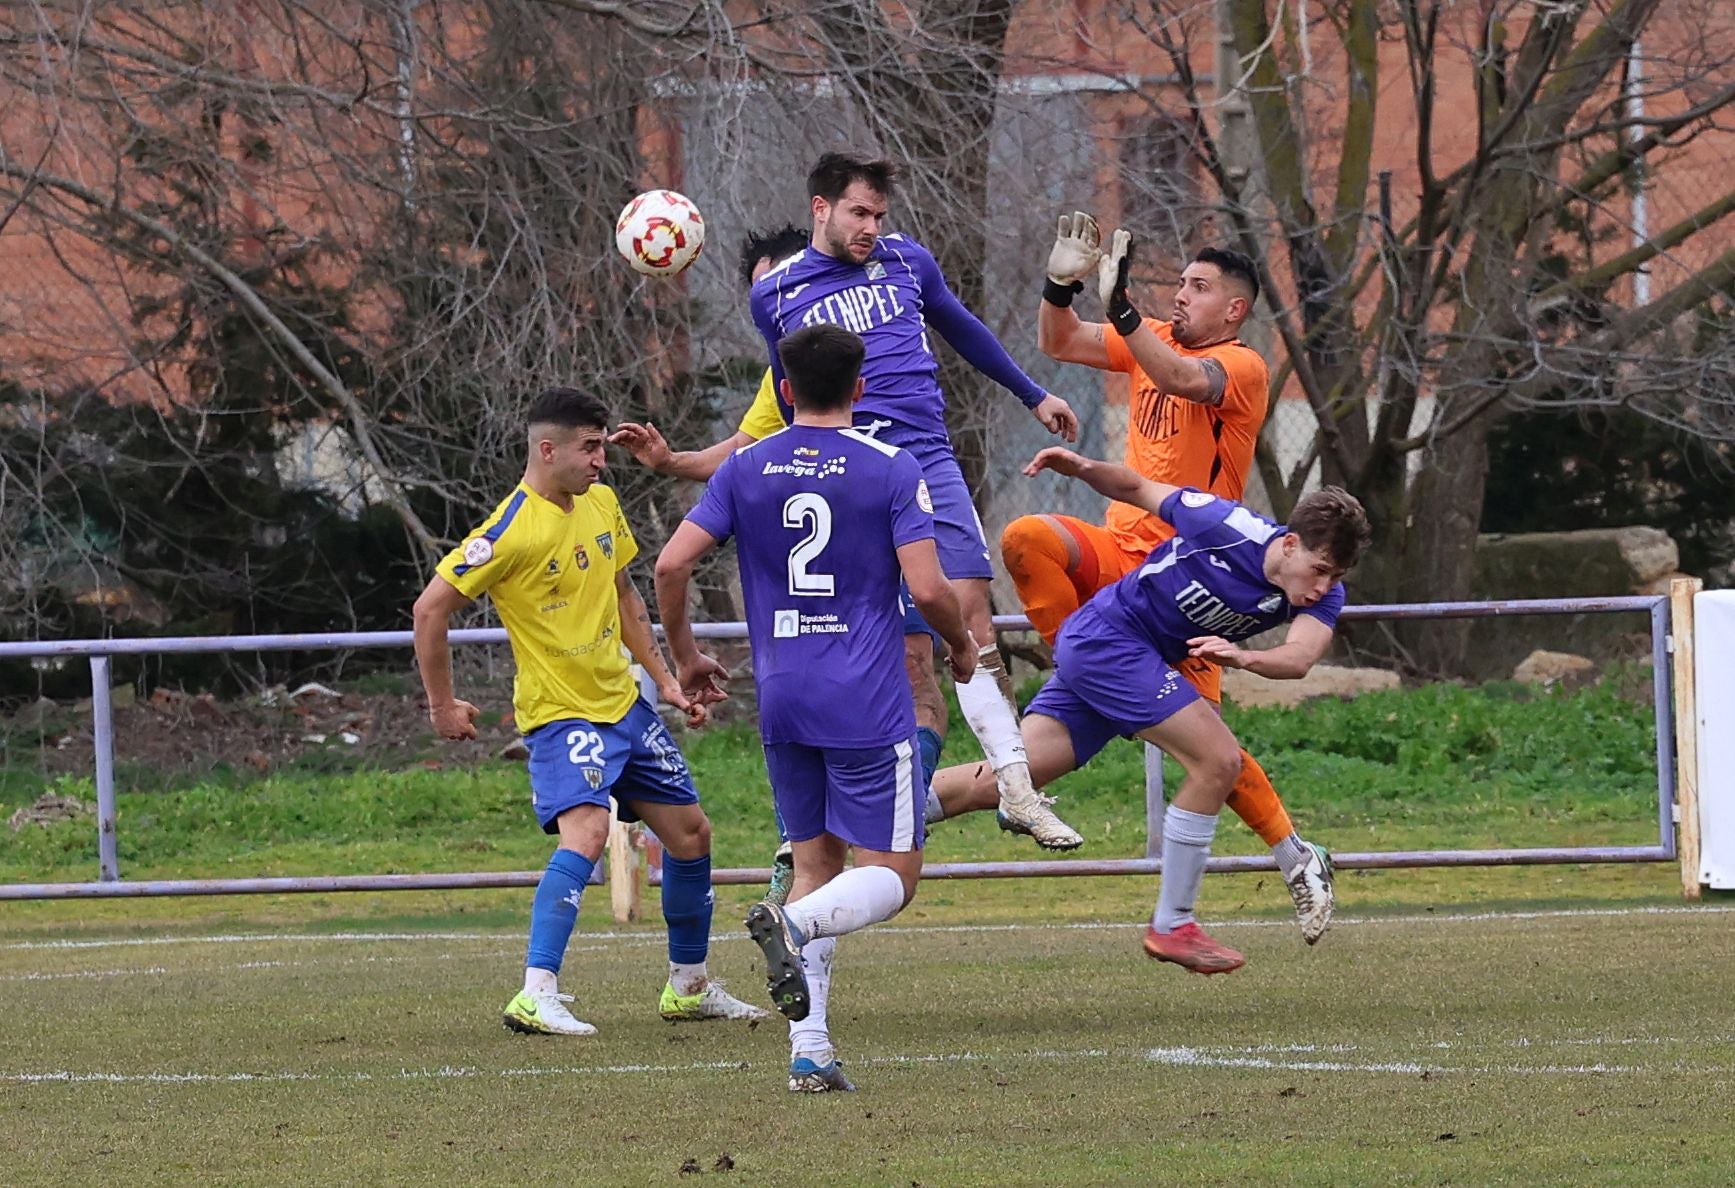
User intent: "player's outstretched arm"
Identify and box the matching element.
[411,576,480,740]
[1187,615,1334,680]
[617,568,709,728]
[1023,446,1179,516]
[916,243,1078,442]
[896,538,977,684]
[609,422,752,483]
[1097,230,1227,406]
[651,522,730,713]
[1038,211,1115,370]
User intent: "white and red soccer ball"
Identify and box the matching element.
[614,189,705,277]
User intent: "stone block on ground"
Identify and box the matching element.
[1512,649,1596,688]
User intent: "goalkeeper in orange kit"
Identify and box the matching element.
[938,213,1336,943]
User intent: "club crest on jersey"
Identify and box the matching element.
[1258,593,1283,613]
[573,545,589,571]
[582,766,604,789]
[866,260,887,280]
[595,531,614,559]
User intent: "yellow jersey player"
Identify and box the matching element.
[412,386,764,1036]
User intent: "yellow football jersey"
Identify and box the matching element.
[736,368,786,441]
[437,482,641,733]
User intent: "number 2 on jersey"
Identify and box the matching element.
[783,492,835,596]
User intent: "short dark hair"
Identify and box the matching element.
[526,386,609,432]
[807,152,899,204]
[737,224,808,290]
[1194,246,1260,306]
[777,325,865,412]
[1288,486,1372,570]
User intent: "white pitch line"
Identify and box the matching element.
[5,1038,1690,1089]
[5,903,1732,955]
[1146,1046,1636,1076]
[0,966,172,983]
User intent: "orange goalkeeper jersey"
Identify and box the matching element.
[1102,319,1269,560]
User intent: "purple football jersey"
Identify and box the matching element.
[748,234,1046,450]
[685,425,935,748]
[1090,489,1346,662]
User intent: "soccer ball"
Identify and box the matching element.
[614,189,706,277]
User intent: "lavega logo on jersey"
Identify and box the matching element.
[1173,579,1264,637]
[761,455,846,480]
[797,283,908,336]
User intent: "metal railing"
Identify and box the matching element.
[0,596,1678,900]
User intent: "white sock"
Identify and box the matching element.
[1270,832,1308,875]
[955,647,1027,773]
[524,967,557,995]
[924,789,945,824]
[788,936,837,1060]
[668,961,708,996]
[783,866,906,942]
[1152,805,1219,933]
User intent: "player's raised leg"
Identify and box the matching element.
[999,513,1099,645]
[951,575,1083,850]
[906,446,1079,848]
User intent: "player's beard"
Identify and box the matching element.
[1171,314,1229,350]
[823,222,872,263]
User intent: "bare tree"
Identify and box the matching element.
[2,0,1729,682]
[1125,0,1734,671]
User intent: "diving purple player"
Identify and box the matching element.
[931,447,1372,977]
[749,151,1084,851]
[655,323,975,1093]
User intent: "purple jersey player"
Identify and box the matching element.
[656,324,973,1094]
[747,151,1084,852]
[932,446,1372,978]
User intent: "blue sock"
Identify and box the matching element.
[661,853,714,965]
[526,848,596,975]
[917,726,943,793]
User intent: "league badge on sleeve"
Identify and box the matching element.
[916,479,934,514]
[462,538,494,567]
[1181,491,1216,508]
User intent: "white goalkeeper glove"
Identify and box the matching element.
[1045,211,1101,285]
[1096,228,1143,336]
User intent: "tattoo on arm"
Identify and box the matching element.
[1090,324,1105,347]
[1198,357,1228,407]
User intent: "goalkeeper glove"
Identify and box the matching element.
[1042,211,1101,308]
[1097,228,1143,336]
